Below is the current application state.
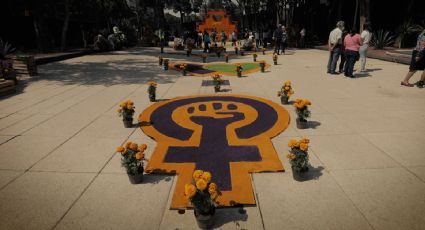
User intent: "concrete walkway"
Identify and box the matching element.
[0,47,424,230]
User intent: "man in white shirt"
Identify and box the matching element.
[327,21,344,74]
[359,22,372,72]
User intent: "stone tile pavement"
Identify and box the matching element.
[0,47,424,230]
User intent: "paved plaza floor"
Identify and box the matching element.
[0,47,424,230]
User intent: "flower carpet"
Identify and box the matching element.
[170,62,270,76]
[139,94,290,209]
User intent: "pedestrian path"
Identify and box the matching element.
[0,47,424,230]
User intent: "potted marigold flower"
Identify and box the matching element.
[163,58,169,70]
[277,80,294,104]
[253,53,258,62]
[117,100,135,128]
[202,53,207,63]
[262,47,266,55]
[234,46,239,54]
[181,63,188,76]
[117,142,147,184]
[212,74,224,92]
[224,53,229,63]
[287,138,310,181]
[185,170,220,229]
[147,81,157,102]
[293,99,311,129]
[259,60,266,72]
[236,63,243,77]
[273,53,278,65]
[158,56,163,66]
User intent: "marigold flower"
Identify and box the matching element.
[139,144,147,151]
[129,143,138,151]
[125,142,132,148]
[286,153,296,159]
[201,171,212,183]
[193,170,204,180]
[288,139,298,148]
[208,182,217,194]
[116,146,125,152]
[300,138,310,144]
[196,179,208,191]
[284,86,290,91]
[210,191,218,199]
[135,152,144,160]
[117,108,122,113]
[184,184,197,199]
[300,142,308,151]
[126,104,134,110]
[120,102,127,107]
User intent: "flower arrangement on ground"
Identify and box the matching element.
[259,60,266,72]
[147,81,157,102]
[116,142,147,184]
[158,56,163,66]
[202,53,207,63]
[181,63,188,76]
[287,138,310,176]
[253,53,258,62]
[163,58,169,70]
[212,74,224,92]
[236,63,243,77]
[117,100,135,128]
[293,99,311,128]
[273,53,278,65]
[224,53,229,63]
[277,80,294,104]
[185,170,220,228]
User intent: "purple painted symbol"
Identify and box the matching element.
[150,96,279,191]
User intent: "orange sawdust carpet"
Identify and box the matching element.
[170,62,271,76]
[139,94,290,209]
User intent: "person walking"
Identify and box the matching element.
[359,22,372,72]
[273,24,283,54]
[327,21,345,75]
[220,30,227,46]
[338,29,348,73]
[203,30,211,53]
[343,28,362,78]
[401,30,425,87]
[299,28,306,48]
[281,26,288,54]
[254,30,260,48]
[231,30,237,46]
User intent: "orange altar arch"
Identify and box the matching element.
[197,10,237,41]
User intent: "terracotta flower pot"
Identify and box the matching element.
[280,95,289,104]
[123,119,133,128]
[296,118,308,129]
[194,207,215,229]
[291,166,309,182]
[127,166,143,184]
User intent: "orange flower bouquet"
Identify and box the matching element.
[253,53,258,62]
[117,100,135,128]
[293,98,311,128]
[235,63,243,77]
[286,138,310,177]
[185,170,220,228]
[273,53,278,65]
[116,142,147,184]
[147,81,157,102]
[277,80,294,104]
[212,74,224,92]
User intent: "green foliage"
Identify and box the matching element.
[0,39,15,59]
[120,147,144,175]
[288,148,309,173]
[295,107,310,122]
[191,190,215,214]
[396,20,424,48]
[371,29,395,49]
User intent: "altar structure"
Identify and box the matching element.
[197,10,237,41]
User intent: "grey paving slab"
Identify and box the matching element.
[55,173,172,230]
[0,135,68,170]
[0,114,53,135]
[294,114,357,136]
[0,171,95,230]
[31,136,122,173]
[331,168,425,230]
[0,170,23,189]
[0,113,31,130]
[0,135,14,145]
[410,167,425,182]
[253,171,372,230]
[77,115,136,139]
[363,132,425,167]
[309,134,398,170]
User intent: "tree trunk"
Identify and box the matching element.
[359,0,370,32]
[60,0,71,51]
[353,0,359,31]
